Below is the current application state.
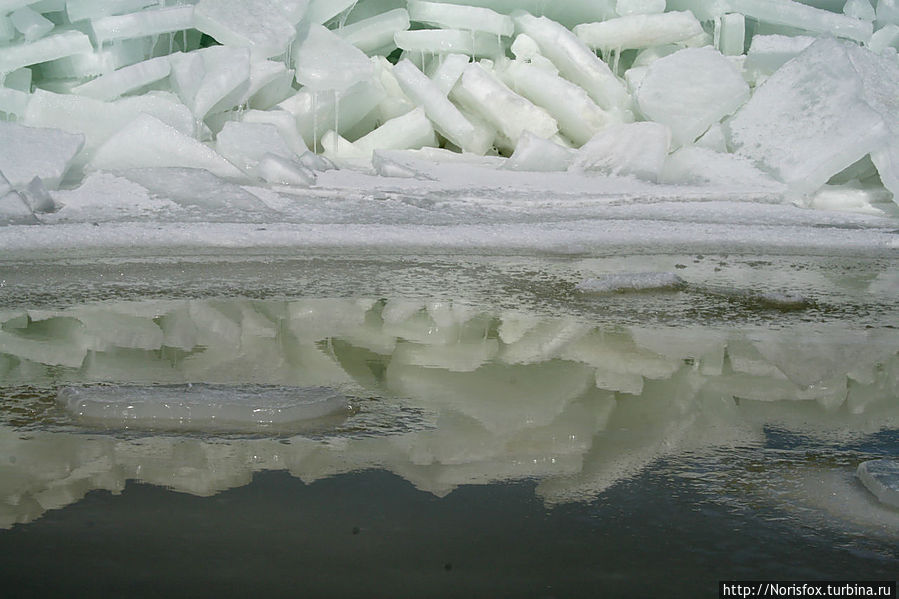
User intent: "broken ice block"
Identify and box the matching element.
[393,59,492,154]
[501,59,612,146]
[0,121,84,189]
[58,384,351,431]
[293,23,374,91]
[716,13,745,56]
[725,38,894,195]
[169,46,252,121]
[394,28,504,57]
[65,0,158,22]
[10,6,54,42]
[514,13,632,119]
[570,122,669,181]
[407,1,514,37]
[729,0,872,43]
[450,62,558,151]
[324,107,437,159]
[574,11,704,52]
[743,34,816,83]
[70,55,171,101]
[334,7,410,54]
[503,131,575,172]
[636,47,749,147]
[660,145,784,189]
[23,90,197,171]
[616,0,666,16]
[857,459,899,509]
[0,30,92,73]
[194,0,297,59]
[88,114,244,179]
[241,108,310,156]
[215,121,297,177]
[256,153,316,186]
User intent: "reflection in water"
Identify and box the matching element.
[0,297,897,529]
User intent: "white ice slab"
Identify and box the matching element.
[451,62,558,151]
[58,384,350,430]
[169,46,251,120]
[501,59,612,146]
[514,13,631,120]
[0,30,92,73]
[88,113,244,179]
[70,55,171,101]
[334,7,410,54]
[65,0,157,22]
[503,131,575,172]
[193,0,298,60]
[10,6,54,42]
[23,89,197,168]
[407,1,514,37]
[0,122,84,190]
[215,120,296,176]
[91,5,194,44]
[725,38,892,195]
[393,58,492,155]
[293,23,374,91]
[394,28,504,57]
[636,47,749,148]
[574,11,704,52]
[570,122,669,181]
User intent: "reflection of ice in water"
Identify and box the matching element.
[0,295,897,528]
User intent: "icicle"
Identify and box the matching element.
[312,92,318,154]
[612,47,621,76]
[713,17,722,51]
[168,31,174,54]
[332,89,339,156]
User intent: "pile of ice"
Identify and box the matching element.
[0,0,898,224]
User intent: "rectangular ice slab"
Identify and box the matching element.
[334,8,410,54]
[393,58,492,155]
[574,11,703,51]
[451,62,557,151]
[71,55,171,101]
[0,122,84,189]
[58,384,350,431]
[0,30,92,73]
[514,13,631,120]
[407,1,514,37]
[91,5,194,44]
[725,38,891,195]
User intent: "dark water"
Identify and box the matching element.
[0,252,897,597]
[0,463,896,599]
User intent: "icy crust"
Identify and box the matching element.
[0,296,898,526]
[0,0,898,224]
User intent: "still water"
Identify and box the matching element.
[0,252,897,597]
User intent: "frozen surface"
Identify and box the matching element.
[577,272,684,293]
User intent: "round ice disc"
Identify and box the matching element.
[57,384,351,432]
[857,459,899,510]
